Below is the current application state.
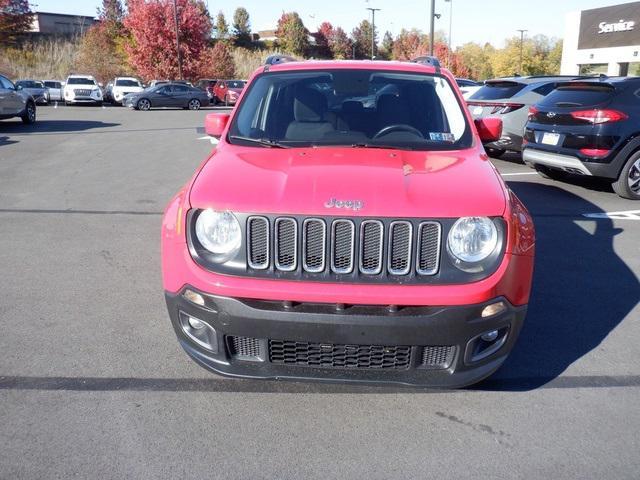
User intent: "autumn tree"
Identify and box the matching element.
[391,29,428,60]
[124,0,212,81]
[328,26,351,59]
[232,7,251,47]
[490,34,560,77]
[351,19,376,59]
[201,41,235,78]
[456,42,495,80]
[0,0,33,44]
[275,12,309,57]
[379,31,394,59]
[312,21,333,58]
[215,10,228,40]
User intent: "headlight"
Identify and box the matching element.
[447,217,498,271]
[195,209,241,256]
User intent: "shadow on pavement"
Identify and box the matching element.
[0,136,18,147]
[0,120,120,134]
[480,181,640,391]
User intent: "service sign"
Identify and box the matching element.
[578,1,640,49]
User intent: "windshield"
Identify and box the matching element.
[115,79,141,87]
[227,80,246,89]
[67,77,95,85]
[539,84,615,108]
[469,81,526,100]
[18,81,44,88]
[228,69,470,150]
[44,81,60,88]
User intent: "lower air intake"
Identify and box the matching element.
[420,345,456,370]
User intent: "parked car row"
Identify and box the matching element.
[469,74,640,200]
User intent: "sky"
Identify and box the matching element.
[33,0,639,48]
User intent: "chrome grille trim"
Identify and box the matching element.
[359,220,384,275]
[416,221,442,275]
[388,221,413,275]
[246,216,269,270]
[331,219,355,274]
[302,218,326,273]
[274,217,297,272]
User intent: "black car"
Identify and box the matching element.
[195,78,217,102]
[122,82,209,111]
[523,77,640,199]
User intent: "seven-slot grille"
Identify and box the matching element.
[246,216,441,277]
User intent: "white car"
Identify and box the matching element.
[63,75,103,105]
[43,80,63,102]
[111,76,144,105]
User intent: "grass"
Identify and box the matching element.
[1,38,80,80]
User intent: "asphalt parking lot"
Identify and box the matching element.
[1,105,639,479]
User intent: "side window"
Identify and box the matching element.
[533,83,557,96]
[174,85,188,93]
[0,76,15,89]
[158,86,171,94]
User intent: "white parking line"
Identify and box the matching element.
[583,210,640,220]
[500,172,539,176]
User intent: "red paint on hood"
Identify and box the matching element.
[189,143,506,218]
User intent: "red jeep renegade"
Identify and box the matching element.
[161,57,535,387]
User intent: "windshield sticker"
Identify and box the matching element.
[429,132,455,142]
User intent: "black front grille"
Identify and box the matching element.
[269,340,412,370]
[73,89,92,96]
[245,216,442,280]
[228,335,262,359]
[421,346,456,370]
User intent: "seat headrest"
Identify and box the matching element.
[294,88,327,122]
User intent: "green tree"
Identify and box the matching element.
[328,26,351,59]
[275,12,309,57]
[457,42,495,80]
[351,19,376,59]
[379,31,394,59]
[215,10,228,40]
[232,7,251,47]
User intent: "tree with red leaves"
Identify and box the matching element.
[275,11,308,57]
[328,27,351,59]
[124,0,212,81]
[200,41,235,78]
[311,21,333,58]
[0,0,33,44]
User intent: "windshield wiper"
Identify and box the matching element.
[228,135,291,148]
[351,143,415,151]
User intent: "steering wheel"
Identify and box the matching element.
[373,124,424,139]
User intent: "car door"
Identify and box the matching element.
[152,85,173,107]
[173,85,191,107]
[215,81,226,102]
[0,75,22,114]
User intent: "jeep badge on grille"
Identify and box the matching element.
[324,198,364,211]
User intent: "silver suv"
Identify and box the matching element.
[467,76,586,157]
[0,74,36,124]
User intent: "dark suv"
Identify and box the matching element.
[523,77,640,199]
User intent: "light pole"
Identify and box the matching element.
[173,0,183,80]
[429,0,436,56]
[517,29,528,75]
[366,7,381,59]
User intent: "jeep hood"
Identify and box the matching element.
[189,145,507,218]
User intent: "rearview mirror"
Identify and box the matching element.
[205,112,230,138]
[474,117,503,143]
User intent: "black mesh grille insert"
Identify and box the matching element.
[417,222,440,275]
[360,221,383,274]
[389,222,412,275]
[269,340,411,370]
[421,346,456,370]
[303,219,325,272]
[247,217,269,269]
[228,336,262,359]
[332,220,354,273]
[275,218,296,271]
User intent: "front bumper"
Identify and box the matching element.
[166,288,526,388]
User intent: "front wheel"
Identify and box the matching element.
[136,98,151,111]
[188,99,201,110]
[485,147,506,158]
[612,151,640,200]
[21,101,36,124]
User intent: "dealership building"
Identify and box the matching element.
[561,1,640,76]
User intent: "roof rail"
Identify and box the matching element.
[264,54,296,65]
[410,56,441,68]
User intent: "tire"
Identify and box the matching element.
[21,101,36,124]
[612,150,640,200]
[485,147,506,158]
[534,165,567,181]
[188,99,201,110]
[136,98,151,111]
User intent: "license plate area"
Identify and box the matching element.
[541,132,561,146]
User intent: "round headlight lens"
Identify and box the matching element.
[447,217,498,264]
[195,209,241,255]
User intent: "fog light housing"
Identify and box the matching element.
[183,289,206,306]
[178,311,218,352]
[481,329,499,342]
[465,327,509,364]
[481,301,507,318]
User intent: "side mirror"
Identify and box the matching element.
[15,84,22,91]
[205,112,230,138]
[474,117,503,143]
